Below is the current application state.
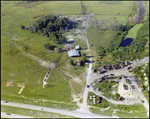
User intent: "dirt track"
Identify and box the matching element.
[87,56,149,116]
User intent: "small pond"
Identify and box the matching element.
[120,38,133,47]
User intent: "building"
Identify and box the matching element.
[75,44,81,50]
[68,50,80,57]
[77,59,81,66]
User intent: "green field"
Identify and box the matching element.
[123,24,143,40]
[1,1,149,116]
[88,92,148,118]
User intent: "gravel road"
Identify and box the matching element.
[87,56,149,116]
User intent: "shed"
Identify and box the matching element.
[77,59,81,66]
[75,44,81,50]
[68,50,80,57]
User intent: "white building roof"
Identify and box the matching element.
[75,44,80,50]
[68,50,80,57]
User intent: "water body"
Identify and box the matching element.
[120,38,133,47]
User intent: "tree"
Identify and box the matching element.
[44,43,52,50]
[83,53,86,57]
[97,46,106,56]
[20,25,25,29]
[70,59,74,65]
[115,92,120,97]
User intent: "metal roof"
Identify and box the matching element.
[75,44,80,50]
[68,50,80,57]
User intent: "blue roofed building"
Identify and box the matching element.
[68,50,80,57]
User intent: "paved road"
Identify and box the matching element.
[1,112,33,118]
[1,101,119,118]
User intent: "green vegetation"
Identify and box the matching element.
[136,22,149,38]
[132,63,149,103]
[83,1,131,15]
[88,92,148,118]
[123,24,143,39]
[87,27,116,48]
[88,92,110,108]
[24,14,76,44]
[1,105,77,118]
[92,80,117,99]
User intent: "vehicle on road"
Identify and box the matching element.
[6,113,11,115]
[3,100,8,103]
[87,85,90,88]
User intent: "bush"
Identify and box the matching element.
[70,59,74,65]
[54,47,59,53]
[115,92,120,97]
[44,43,52,50]
[20,25,25,29]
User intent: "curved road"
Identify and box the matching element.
[1,101,119,118]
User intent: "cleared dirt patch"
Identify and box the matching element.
[17,83,25,94]
[5,81,14,87]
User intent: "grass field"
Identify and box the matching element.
[1,105,77,118]
[123,24,143,40]
[83,1,132,16]
[88,93,148,118]
[1,1,149,115]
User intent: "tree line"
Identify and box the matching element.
[21,14,77,44]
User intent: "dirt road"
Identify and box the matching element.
[87,56,149,116]
[76,14,94,113]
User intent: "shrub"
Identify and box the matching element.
[115,92,120,97]
[20,25,25,29]
[44,43,52,50]
[70,59,74,65]
[54,47,59,53]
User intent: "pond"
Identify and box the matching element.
[120,38,133,47]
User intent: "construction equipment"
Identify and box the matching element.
[109,80,113,83]
[126,79,130,84]
[117,96,123,100]
[127,66,132,70]
[141,100,144,103]
[140,84,145,91]
[145,94,149,98]
[110,74,115,76]
[123,84,126,90]
[118,76,121,79]
[122,75,125,78]
[129,69,132,72]
[131,85,134,89]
